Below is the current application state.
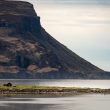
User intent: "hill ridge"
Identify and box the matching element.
[0,0,109,79]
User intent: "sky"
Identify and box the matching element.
[20,0,110,71]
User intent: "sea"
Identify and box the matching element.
[0,79,110,110]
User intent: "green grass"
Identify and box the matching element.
[0,86,109,96]
[0,85,87,90]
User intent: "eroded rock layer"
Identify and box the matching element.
[0,0,109,79]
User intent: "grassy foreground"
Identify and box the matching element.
[0,86,110,96]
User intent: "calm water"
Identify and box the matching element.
[0,79,110,89]
[0,94,110,110]
[0,79,110,110]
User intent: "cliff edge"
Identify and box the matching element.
[0,0,109,79]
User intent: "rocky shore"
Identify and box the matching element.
[0,86,110,96]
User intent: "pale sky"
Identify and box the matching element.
[20,0,110,71]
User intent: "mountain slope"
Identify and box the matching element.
[0,0,109,79]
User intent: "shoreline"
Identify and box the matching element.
[0,86,110,96]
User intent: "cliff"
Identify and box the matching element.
[0,0,109,79]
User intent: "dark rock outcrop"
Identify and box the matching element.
[0,0,109,79]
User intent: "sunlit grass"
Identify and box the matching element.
[0,85,94,90]
[0,85,108,96]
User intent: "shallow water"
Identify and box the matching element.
[0,79,110,89]
[0,94,110,110]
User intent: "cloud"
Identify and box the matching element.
[20,0,110,6]
[19,0,110,71]
[36,5,110,71]
[34,0,110,5]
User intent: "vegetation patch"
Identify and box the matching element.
[0,84,110,96]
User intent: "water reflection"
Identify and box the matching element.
[0,95,110,110]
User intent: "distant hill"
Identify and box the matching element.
[0,0,109,79]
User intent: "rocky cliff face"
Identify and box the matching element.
[0,0,109,79]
